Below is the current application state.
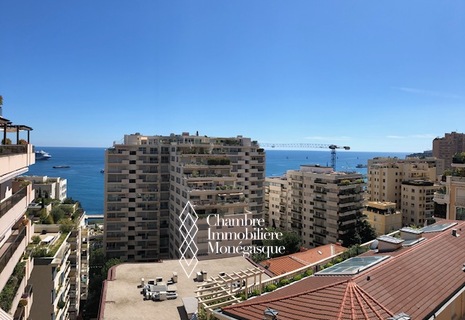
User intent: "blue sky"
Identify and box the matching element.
[1,1,464,152]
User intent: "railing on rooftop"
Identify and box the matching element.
[0,144,28,157]
[0,186,27,220]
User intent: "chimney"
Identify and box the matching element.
[452,229,459,237]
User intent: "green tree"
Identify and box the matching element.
[340,220,376,247]
[84,244,122,320]
[50,207,65,224]
[261,230,302,258]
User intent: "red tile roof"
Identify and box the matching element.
[222,277,393,320]
[260,244,346,275]
[222,221,465,320]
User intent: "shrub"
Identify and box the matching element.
[32,235,41,244]
[265,284,277,292]
[304,269,313,277]
[293,274,303,282]
[279,278,290,287]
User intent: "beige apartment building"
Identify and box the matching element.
[265,176,290,231]
[401,180,437,226]
[0,116,35,320]
[367,157,441,227]
[104,133,265,261]
[433,131,465,170]
[364,202,402,236]
[434,162,465,220]
[265,165,365,248]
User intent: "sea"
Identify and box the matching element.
[26,147,409,215]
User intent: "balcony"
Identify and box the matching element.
[0,185,28,221]
[433,192,449,205]
[0,225,27,276]
[0,144,34,177]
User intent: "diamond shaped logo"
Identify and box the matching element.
[179,201,199,278]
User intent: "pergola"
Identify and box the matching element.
[0,116,33,145]
[195,267,264,319]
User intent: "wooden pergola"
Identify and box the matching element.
[0,116,33,145]
[195,267,264,319]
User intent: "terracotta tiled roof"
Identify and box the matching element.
[354,221,465,319]
[222,221,465,320]
[222,277,393,320]
[260,244,347,275]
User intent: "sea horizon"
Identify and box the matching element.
[27,147,411,216]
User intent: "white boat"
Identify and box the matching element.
[35,150,52,160]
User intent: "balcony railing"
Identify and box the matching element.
[13,305,25,320]
[0,225,27,274]
[0,145,28,157]
[0,186,27,220]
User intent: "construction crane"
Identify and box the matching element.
[259,143,350,171]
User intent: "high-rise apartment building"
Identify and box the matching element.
[265,165,365,248]
[367,157,440,227]
[0,116,35,320]
[104,133,265,261]
[264,176,290,230]
[433,132,465,171]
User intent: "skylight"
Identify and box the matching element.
[316,256,389,276]
[421,222,457,233]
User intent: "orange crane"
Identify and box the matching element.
[259,143,350,171]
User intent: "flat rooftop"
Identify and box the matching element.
[99,256,267,320]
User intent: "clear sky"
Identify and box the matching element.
[1,1,464,152]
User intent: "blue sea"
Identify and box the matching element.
[26,147,409,215]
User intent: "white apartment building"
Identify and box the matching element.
[0,116,35,320]
[265,165,365,248]
[20,176,68,202]
[104,133,265,261]
[28,225,72,320]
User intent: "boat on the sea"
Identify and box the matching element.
[53,165,70,169]
[35,150,52,160]
[356,164,367,168]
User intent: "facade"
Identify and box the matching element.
[401,180,437,226]
[27,208,87,320]
[29,226,72,320]
[367,157,441,227]
[265,165,365,248]
[264,176,289,230]
[434,162,465,221]
[364,201,402,235]
[0,116,35,320]
[433,131,465,170]
[104,133,265,261]
[20,176,68,202]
